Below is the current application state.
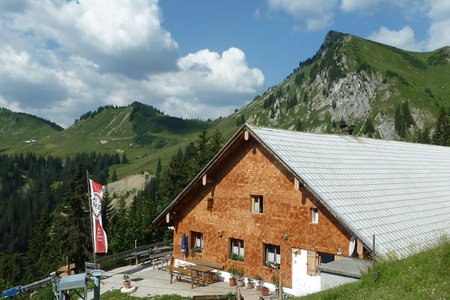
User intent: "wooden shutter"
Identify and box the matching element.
[307,251,317,276]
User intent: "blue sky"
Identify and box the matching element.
[0,0,448,127]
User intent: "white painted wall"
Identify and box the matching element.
[285,248,321,296]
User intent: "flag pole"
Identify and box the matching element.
[86,170,97,267]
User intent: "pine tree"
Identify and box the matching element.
[155,158,162,180]
[121,153,128,164]
[196,128,211,168]
[24,210,56,282]
[101,189,113,234]
[111,169,118,182]
[363,118,375,137]
[51,163,92,272]
[209,129,224,156]
[236,115,246,126]
[432,108,449,146]
[295,120,303,131]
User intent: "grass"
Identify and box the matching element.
[299,239,450,299]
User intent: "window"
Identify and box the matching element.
[190,231,204,253]
[311,208,319,224]
[251,195,263,213]
[264,243,280,269]
[229,238,244,261]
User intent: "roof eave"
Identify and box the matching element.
[152,123,250,226]
[245,125,375,255]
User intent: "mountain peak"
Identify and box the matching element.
[321,30,349,49]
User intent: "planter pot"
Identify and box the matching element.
[237,279,245,287]
[260,287,270,296]
[246,283,254,289]
[123,281,131,289]
[229,278,237,286]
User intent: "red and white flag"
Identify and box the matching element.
[89,179,108,253]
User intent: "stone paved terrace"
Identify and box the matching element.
[88,265,262,300]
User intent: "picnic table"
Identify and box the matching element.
[184,264,215,285]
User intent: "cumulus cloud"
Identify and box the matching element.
[9,0,179,79]
[367,26,422,51]
[340,0,392,12]
[0,0,264,127]
[425,0,450,50]
[268,0,337,31]
[145,48,264,118]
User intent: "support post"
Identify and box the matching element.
[86,171,97,267]
[372,234,376,283]
[93,273,100,300]
[279,272,283,300]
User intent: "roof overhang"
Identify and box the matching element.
[152,124,366,252]
[152,124,250,226]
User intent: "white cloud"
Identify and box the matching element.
[368,26,422,51]
[9,0,179,78]
[341,0,390,12]
[425,0,450,50]
[145,48,265,117]
[0,1,264,127]
[268,0,337,31]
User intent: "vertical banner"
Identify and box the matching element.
[89,179,108,253]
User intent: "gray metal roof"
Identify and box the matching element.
[320,257,371,278]
[248,125,450,258]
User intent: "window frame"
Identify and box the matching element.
[264,243,281,269]
[311,207,319,224]
[190,231,204,253]
[229,238,244,261]
[251,195,264,213]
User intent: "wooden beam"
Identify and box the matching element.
[294,177,300,190]
[202,174,214,186]
[244,130,249,141]
[357,239,364,259]
[166,213,170,223]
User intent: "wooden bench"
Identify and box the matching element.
[147,251,173,270]
[169,265,201,289]
[192,259,223,270]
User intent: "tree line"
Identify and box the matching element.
[0,151,126,289]
[0,127,223,291]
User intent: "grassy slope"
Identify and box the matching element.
[300,239,450,300]
[230,35,450,137]
[1,34,449,177]
[3,105,211,178]
[0,108,62,153]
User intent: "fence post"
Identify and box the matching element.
[372,234,376,283]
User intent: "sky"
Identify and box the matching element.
[0,0,449,128]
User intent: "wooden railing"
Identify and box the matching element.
[88,239,173,271]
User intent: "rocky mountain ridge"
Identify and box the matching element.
[236,31,450,141]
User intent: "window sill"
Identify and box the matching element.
[228,259,244,263]
[263,264,280,270]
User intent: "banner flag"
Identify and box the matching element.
[89,179,108,253]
